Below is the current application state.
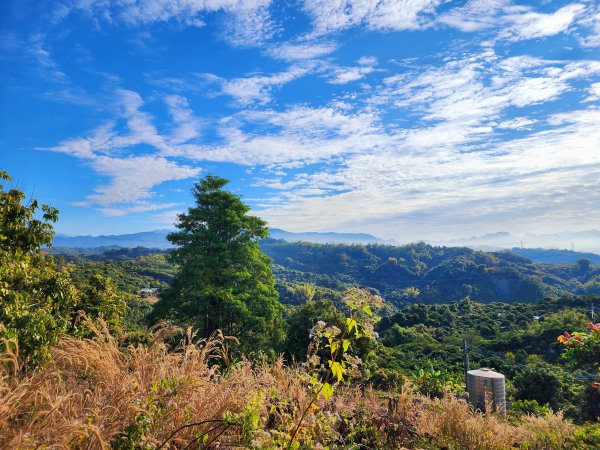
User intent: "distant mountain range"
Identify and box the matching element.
[53,231,174,249]
[52,228,384,250]
[51,229,600,264]
[268,228,383,244]
[431,230,600,254]
[507,248,600,265]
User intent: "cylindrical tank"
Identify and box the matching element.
[467,368,506,415]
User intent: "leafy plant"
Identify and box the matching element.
[288,288,381,448]
[411,364,462,398]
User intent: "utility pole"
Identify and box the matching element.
[463,339,470,391]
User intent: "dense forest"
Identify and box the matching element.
[55,238,600,306]
[2,172,599,449]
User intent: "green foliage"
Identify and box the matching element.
[0,172,76,364]
[0,172,125,365]
[151,175,285,352]
[511,399,550,417]
[75,274,126,332]
[513,362,574,411]
[285,297,345,361]
[68,253,175,295]
[261,239,592,306]
[411,364,462,398]
[289,288,381,448]
[576,258,592,273]
[558,322,600,371]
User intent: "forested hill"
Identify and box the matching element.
[260,240,599,305]
[56,240,600,306]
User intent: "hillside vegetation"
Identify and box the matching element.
[2,319,596,450]
[2,172,599,449]
[59,239,600,306]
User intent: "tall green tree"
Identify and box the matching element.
[151,175,284,351]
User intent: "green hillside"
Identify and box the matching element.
[56,240,600,307]
[262,240,599,306]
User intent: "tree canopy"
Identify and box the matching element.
[0,171,125,365]
[151,175,285,352]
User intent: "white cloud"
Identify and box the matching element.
[584,81,600,102]
[167,105,390,166]
[358,56,377,66]
[303,0,441,34]
[27,33,68,83]
[439,1,588,44]
[577,5,600,47]
[499,3,585,41]
[203,65,313,105]
[497,117,537,130]
[218,1,277,47]
[438,0,509,32]
[247,52,600,239]
[45,121,117,158]
[266,41,337,61]
[328,57,378,84]
[40,89,201,215]
[257,107,600,240]
[165,95,202,144]
[72,0,275,46]
[84,155,198,208]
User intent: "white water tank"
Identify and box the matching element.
[467,368,506,416]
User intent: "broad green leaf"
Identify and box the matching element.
[322,382,334,400]
[330,341,339,355]
[342,339,350,352]
[346,317,357,333]
[329,361,345,382]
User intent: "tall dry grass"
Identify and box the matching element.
[0,319,592,449]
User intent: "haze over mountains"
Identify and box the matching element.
[52,229,600,264]
[430,230,600,254]
[52,228,385,249]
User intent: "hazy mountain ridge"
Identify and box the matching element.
[52,229,600,264]
[53,231,173,249]
[508,248,600,265]
[53,228,385,249]
[268,228,384,244]
[432,230,600,253]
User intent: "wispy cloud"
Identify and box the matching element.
[41,89,201,214]
[439,1,587,43]
[83,155,198,212]
[71,0,275,46]
[265,41,337,61]
[327,57,378,84]
[165,95,202,144]
[577,3,600,47]
[303,0,441,34]
[201,65,314,105]
[498,3,585,42]
[257,107,600,239]
[438,0,509,32]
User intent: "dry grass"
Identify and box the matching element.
[0,320,592,449]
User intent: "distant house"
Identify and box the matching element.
[139,288,159,297]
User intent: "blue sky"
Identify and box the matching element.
[1,0,599,241]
